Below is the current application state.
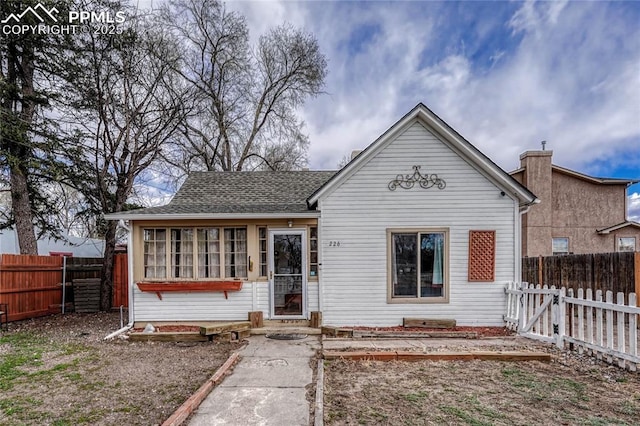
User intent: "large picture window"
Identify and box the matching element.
[389,229,448,302]
[143,227,246,279]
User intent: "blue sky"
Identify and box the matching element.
[224,0,640,221]
[138,0,640,221]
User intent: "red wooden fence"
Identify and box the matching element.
[0,254,63,321]
[113,254,128,308]
[0,254,128,322]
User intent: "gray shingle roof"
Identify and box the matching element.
[126,171,336,216]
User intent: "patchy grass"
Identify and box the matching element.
[324,356,640,425]
[0,313,238,425]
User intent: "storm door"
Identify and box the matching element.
[269,230,307,318]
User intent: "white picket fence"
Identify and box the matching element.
[505,282,640,370]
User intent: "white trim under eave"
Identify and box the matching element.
[418,109,536,204]
[597,221,640,235]
[104,211,322,221]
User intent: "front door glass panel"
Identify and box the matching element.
[273,234,303,316]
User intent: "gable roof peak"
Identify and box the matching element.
[308,103,538,206]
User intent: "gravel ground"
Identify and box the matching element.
[0,312,239,426]
[324,340,640,425]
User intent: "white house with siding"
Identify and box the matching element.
[107,104,538,327]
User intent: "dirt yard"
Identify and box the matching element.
[0,312,239,425]
[324,344,640,425]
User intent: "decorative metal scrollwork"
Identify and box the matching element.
[388,166,446,191]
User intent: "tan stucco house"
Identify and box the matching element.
[510,150,640,257]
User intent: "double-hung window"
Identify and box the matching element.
[197,228,221,278]
[143,229,166,278]
[389,229,448,302]
[224,228,247,278]
[171,229,194,278]
[143,227,246,279]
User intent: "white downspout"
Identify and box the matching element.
[514,203,522,284]
[105,219,135,340]
[516,199,540,283]
[317,201,323,315]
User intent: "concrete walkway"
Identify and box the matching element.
[188,335,319,426]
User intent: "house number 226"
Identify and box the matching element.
[328,241,341,247]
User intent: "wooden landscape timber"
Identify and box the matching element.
[323,350,552,362]
[248,311,264,328]
[129,332,209,342]
[403,318,456,328]
[321,326,354,337]
[199,321,251,336]
[161,352,241,426]
[351,330,478,339]
[310,311,322,328]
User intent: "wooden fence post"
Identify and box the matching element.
[538,255,543,286]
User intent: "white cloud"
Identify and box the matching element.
[629,192,640,223]
[226,1,639,177]
[147,0,639,220]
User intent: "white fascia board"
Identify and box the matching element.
[104,211,321,221]
[597,221,640,234]
[307,110,422,205]
[553,165,639,185]
[416,109,536,204]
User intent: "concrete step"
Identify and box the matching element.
[262,319,311,327]
[250,326,321,335]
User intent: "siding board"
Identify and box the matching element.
[134,281,320,322]
[319,122,516,326]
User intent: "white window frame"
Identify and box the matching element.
[387,228,449,304]
[258,226,268,278]
[269,228,308,319]
[617,236,636,253]
[552,237,569,255]
[309,226,319,280]
[142,227,247,280]
[143,228,166,279]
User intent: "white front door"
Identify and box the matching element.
[269,230,307,319]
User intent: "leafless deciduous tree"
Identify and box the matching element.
[159,0,327,177]
[63,9,188,309]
